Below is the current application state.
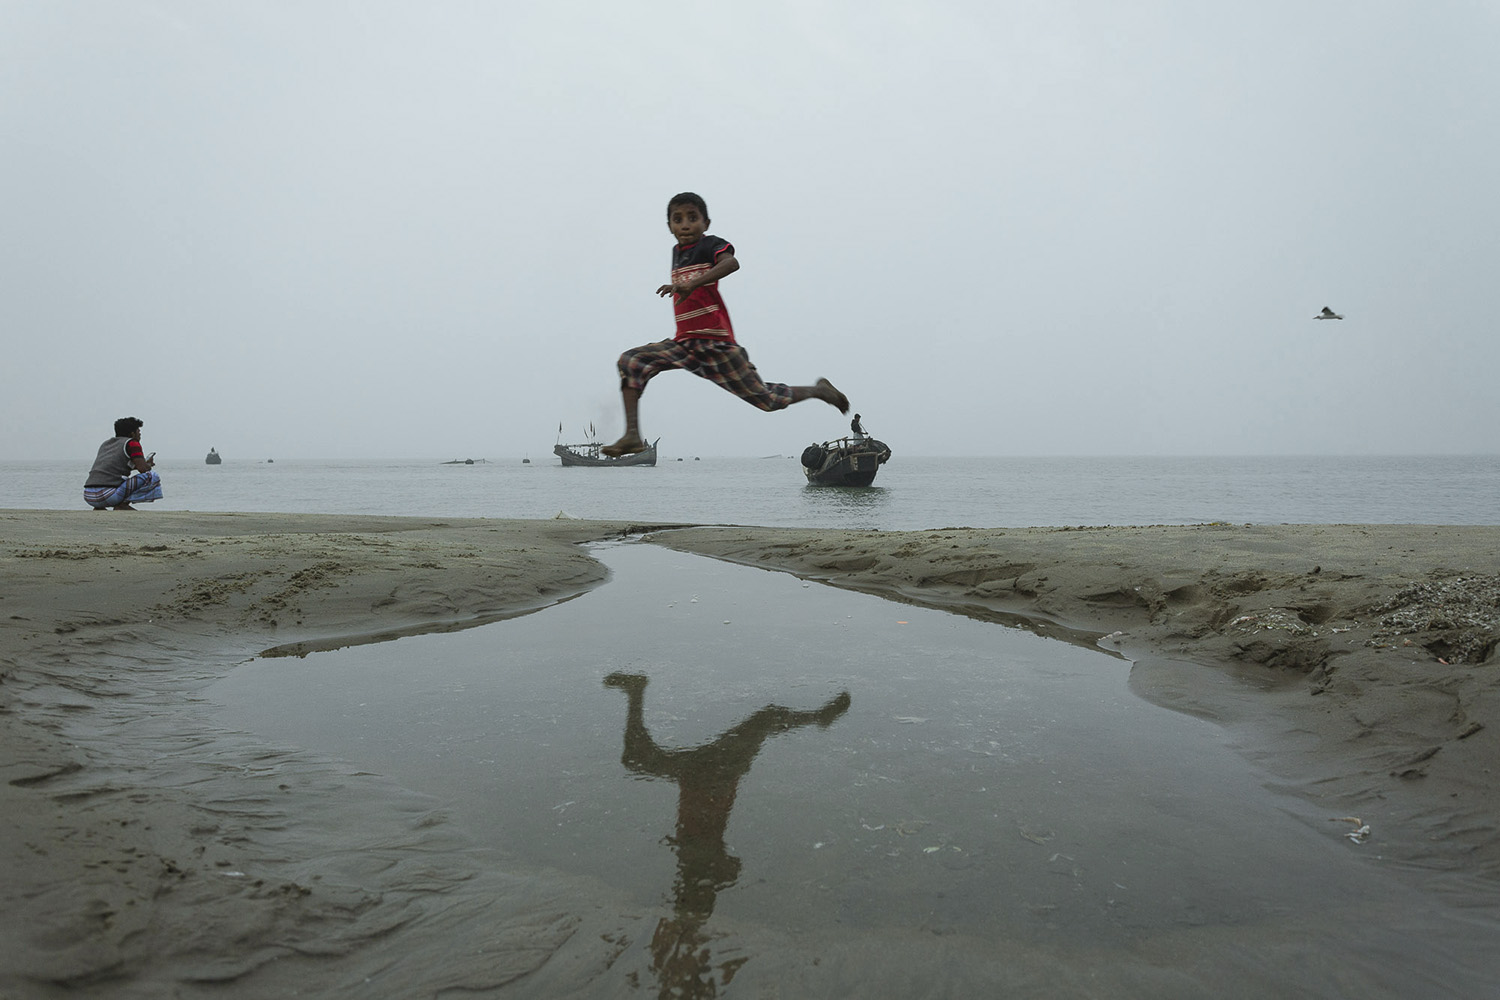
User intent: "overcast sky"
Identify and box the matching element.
[4,1,1496,460]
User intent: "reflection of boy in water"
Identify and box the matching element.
[603,673,851,999]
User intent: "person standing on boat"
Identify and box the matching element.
[601,192,849,457]
[83,417,162,510]
[850,413,866,439]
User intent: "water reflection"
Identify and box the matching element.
[604,672,851,1000]
[797,483,891,528]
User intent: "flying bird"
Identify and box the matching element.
[1315,306,1344,320]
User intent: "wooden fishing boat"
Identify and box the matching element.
[800,434,891,486]
[554,437,659,467]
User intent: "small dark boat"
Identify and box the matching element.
[554,438,659,467]
[205,448,221,465]
[800,431,891,486]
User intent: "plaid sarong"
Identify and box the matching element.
[617,339,794,412]
[84,471,163,509]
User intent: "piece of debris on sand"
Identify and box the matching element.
[1366,574,1500,664]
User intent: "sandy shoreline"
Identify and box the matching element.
[3,511,1498,996]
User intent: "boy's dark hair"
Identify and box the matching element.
[114,416,144,437]
[666,192,709,226]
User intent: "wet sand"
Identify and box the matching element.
[3,511,1499,997]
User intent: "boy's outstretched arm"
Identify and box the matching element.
[656,254,739,298]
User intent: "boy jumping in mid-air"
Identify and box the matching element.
[601,192,848,457]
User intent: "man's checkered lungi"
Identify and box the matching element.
[617,339,794,412]
[83,471,163,509]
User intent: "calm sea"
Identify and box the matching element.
[11,454,1500,530]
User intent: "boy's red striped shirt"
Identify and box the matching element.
[671,235,735,343]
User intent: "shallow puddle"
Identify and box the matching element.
[209,541,1500,998]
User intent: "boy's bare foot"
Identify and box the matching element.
[816,378,849,414]
[115,503,136,511]
[601,434,647,458]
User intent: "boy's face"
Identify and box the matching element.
[667,203,708,245]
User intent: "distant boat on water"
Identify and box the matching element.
[554,438,659,467]
[554,421,658,467]
[205,448,221,465]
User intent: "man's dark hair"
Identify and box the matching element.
[666,191,709,226]
[114,417,144,437]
